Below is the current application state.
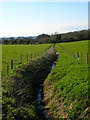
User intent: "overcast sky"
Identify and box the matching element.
[0,2,88,37]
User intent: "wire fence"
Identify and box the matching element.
[6,44,53,77]
[59,44,88,64]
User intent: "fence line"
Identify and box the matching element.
[6,44,53,77]
[58,44,88,64]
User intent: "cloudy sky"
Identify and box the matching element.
[0,1,88,37]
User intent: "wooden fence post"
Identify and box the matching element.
[11,60,13,69]
[77,52,79,60]
[86,52,88,64]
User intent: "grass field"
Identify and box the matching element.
[44,40,89,119]
[2,44,51,78]
[2,40,89,119]
[60,40,88,63]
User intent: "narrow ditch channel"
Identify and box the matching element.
[37,52,59,120]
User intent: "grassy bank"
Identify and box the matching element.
[43,42,89,119]
[2,47,57,120]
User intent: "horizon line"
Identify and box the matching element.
[0,28,88,38]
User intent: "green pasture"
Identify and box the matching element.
[2,44,51,78]
[2,40,89,119]
[60,40,88,63]
[44,40,88,119]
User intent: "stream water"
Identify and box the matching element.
[37,52,59,120]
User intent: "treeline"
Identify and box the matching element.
[1,29,88,44]
[61,29,88,42]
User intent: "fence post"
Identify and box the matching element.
[11,60,13,69]
[7,65,9,76]
[86,52,88,64]
[27,55,28,62]
[77,52,79,60]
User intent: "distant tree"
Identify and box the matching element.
[3,39,9,44]
[2,29,88,44]
[88,29,90,39]
[39,42,42,44]
[37,34,50,39]
[56,34,61,43]
[12,39,17,44]
[78,34,84,40]
[0,39,2,44]
[18,39,23,44]
[27,40,30,44]
[36,34,50,43]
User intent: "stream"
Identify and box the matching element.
[37,52,59,120]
